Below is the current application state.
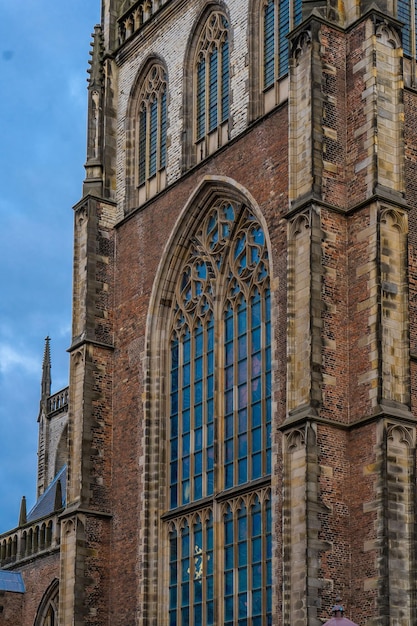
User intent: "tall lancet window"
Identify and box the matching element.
[194,12,229,161]
[165,200,272,626]
[137,63,167,186]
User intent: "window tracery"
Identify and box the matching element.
[165,200,272,626]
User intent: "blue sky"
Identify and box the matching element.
[0,1,100,533]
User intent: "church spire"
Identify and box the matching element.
[40,336,51,408]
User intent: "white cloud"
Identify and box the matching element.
[0,344,38,375]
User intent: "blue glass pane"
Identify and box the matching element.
[252,377,262,401]
[238,541,247,566]
[207,469,214,494]
[238,384,247,408]
[207,601,214,625]
[170,462,178,483]
[221,39,229,121]
[171,438,178,460]
[225,545,234,569]
[238,593,248,617]
[238,433,247,458]
[252,402,261,427]
[138,108,146,184]
[195,380,203,403]
[225,597,234,621]
[149,99,158,177]
[226,390,233,414]
[238,335,247,359]
[238,359,247,384]
[238,409,247,434]
[194,452,203,474]
[226,439,234,462]
[209,48,218,131]
[238,512,247,540]
[252,536,262,562]
[252,453,262,479]
[226,365,234,388]
[225,464,233,488]
[226,340,234,365]
[183,387,190,409]
[238,458,247,483]
[195,404,202,427]
[196,60,206,139]
[253,589,262,615]
[225,414,233,438]
[170,486,177,508]
[238,306,247,334]
[183,456,190,479]
[225,570,234,594]
[194,476,202,500]
[182,480,190,503]
[252,327,261,352]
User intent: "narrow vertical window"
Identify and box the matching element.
[264,0,275,88]
[137,63,167,185]
[261,0,304,90]
[398,0,410,54]
[166,200,272,625]
[194,12,229,143]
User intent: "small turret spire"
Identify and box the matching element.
[41,336,52,403]
[84,24,105,197]
[19,496,27,527]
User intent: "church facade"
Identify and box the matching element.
[1,0,417,624]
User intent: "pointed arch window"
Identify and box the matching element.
[136,63,167,197]
[194,12,230,162]
[165,200,272,626]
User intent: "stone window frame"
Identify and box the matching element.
[143,179,274,625]
[126,57,168,210]
[182,5,231,171]
[34,579,59,626]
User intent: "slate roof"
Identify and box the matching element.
[0,571,25,593]
[27,465,67,523]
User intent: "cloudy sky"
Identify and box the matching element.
[0,1,100,532]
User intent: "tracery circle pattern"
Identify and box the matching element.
[172,201,269,324]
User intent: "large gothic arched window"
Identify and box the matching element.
[164,200,272,626]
